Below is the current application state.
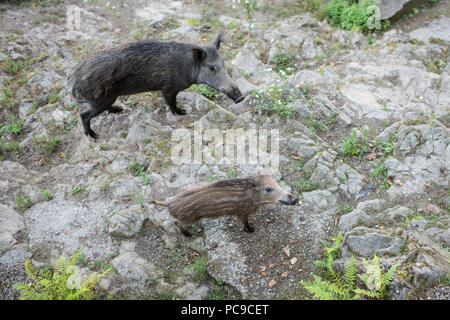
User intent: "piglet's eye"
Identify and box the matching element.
[264,187,273,193]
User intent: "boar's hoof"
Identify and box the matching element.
[181,229,192,237]
[244,224,255,233]
[87,129,99,139]
[175,107,187,115]
[234,94,244,103]
[107,106,124,113]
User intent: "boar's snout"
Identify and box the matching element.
[279,194,298,206]
[227,86,244,103]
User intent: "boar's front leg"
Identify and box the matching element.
[239,214,255,233]
[163,91,186,115]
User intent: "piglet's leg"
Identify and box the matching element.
[239,215,255,233]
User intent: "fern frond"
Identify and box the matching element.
[343,255,358,289]
[354,288,383,299]
[383,263,399,285]
[69,248,85,266]
[14,249,109,300]
[301,276,336,300]
[53,257,67,274]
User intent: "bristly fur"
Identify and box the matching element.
[167,177,260,225]
[155,174,297,236]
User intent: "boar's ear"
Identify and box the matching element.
[213,33,222,50]
[247,177,258,187]
[192,47,207,64]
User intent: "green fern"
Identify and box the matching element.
[14,248,110,300]
[354,255,399,299]
[343,255,358,289]
[301,233,399,300]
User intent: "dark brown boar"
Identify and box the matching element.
[68,34,243,139]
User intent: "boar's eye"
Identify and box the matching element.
[264,187,273,193]
[209,65,216,72]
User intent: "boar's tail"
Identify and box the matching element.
[152,200,167,207]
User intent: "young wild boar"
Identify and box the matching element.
[68,34,244,139]
[153,174,298,237]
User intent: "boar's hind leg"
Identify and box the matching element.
[174,220,192,237]
[239,215,255,233]
[163,91,186,115]
[80,96,117,139]
[107,106,123,113]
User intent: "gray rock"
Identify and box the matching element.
[425,228,450,247]
[376,122,401,144]
[0,246,33,299]
[411,219,428,232]
[127,114,171,147]
[409,17,450,44]
[338,208,366,232]
[111,240,164,294]
[175,280,210,300]
[397,130,421,155]
[0,205,25,251]
[23,193,118,262]
[378,0,428,20]
[406,230,450,287]
[288,70,323,87]
[108,205,147,237]
[204,217,249,296]
[135,1,183,25]
[302,37,323,59]
[341,227,404,258]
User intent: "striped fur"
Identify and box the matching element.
[154,174,297,236]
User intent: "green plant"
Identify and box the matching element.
[354,256,399,298]
[190,84,218,100]
[326,0,382,33]
[2,55,24,75]
[128,161,145,175]
[427,57,448,74]
[132,188,145,207]
[15,194,33,212]
[234,0,259,31]
[0,115,23,136]
[295,176,318,192]
[209,279,227,300]
[301,232,359,299]
[36,135,61,155]
[14,248,110,300]
[252,82,296,118]
[0,87,16,109]
[49,94,59,103]
[71,186,81,196]
[374,136,396,156]
[270,53,294,77]
[193,256,207,282]
[340,130,368,158]
[309,114,325,135]
[370,163,391,190]
[301,233,399,300]
[43,189,53,201]
[408,7,419,17]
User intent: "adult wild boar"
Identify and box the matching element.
[69,34,244,138]
[153,174,298,237]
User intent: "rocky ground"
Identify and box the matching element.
[0,0,449,300]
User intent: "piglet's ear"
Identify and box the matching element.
[213,33,222,50]
[192,47,206,63]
